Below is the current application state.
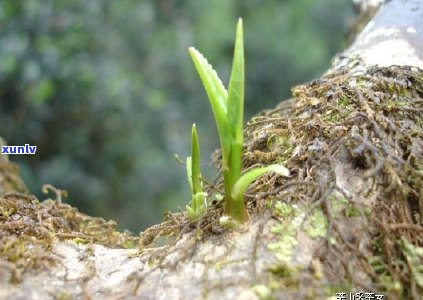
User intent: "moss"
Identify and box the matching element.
[55,291,72,300]
[337,96,351,107]
[267,202,301,263]
[0,187,138,283]
[322,111,340,123]
[368,255,386,274]
[323,281,354,298]
[268,263,300,289]
[268,233,298,263]
[379,275,402,294]
[251,285,274,300]
[273,201,294,218]
[311,258,324,280]
[268,202,327,271]
[330,197,348,214]
[400,237,423,289]
[244,65,423,297]
[304,208,327,239]
[329,196,370,219]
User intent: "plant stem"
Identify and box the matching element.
[224,19,247,223]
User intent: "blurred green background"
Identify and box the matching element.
[0,0,353,232]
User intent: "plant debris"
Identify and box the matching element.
[241,65,423,298]
[0,183,137,283]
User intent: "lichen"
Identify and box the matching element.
[251,284,273,300]
[267,202,301,264]
[304,208,327,239]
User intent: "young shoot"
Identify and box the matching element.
[189,19,289,224]
[186,124,207,220]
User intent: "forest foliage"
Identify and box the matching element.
[0,0,353,231]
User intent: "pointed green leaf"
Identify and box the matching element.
[189,46,233,181]
[189,47,231,156]
[231,164,290,202]
[191,124,202,194]
[225,18,245,203]
[188,47,228,110]
[186,156,193,194]
[227,18,245,143]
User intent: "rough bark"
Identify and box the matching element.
[1,1,422,299]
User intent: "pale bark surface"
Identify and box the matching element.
[1,1,422,299]
[343,0,423,68]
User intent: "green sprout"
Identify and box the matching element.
[186,123,207,220]
[189,19,289,224]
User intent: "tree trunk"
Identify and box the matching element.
[1,1,422,299]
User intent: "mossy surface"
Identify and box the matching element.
[245,65,423,298]
[0,184,137,283]
[1,65,422,299]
